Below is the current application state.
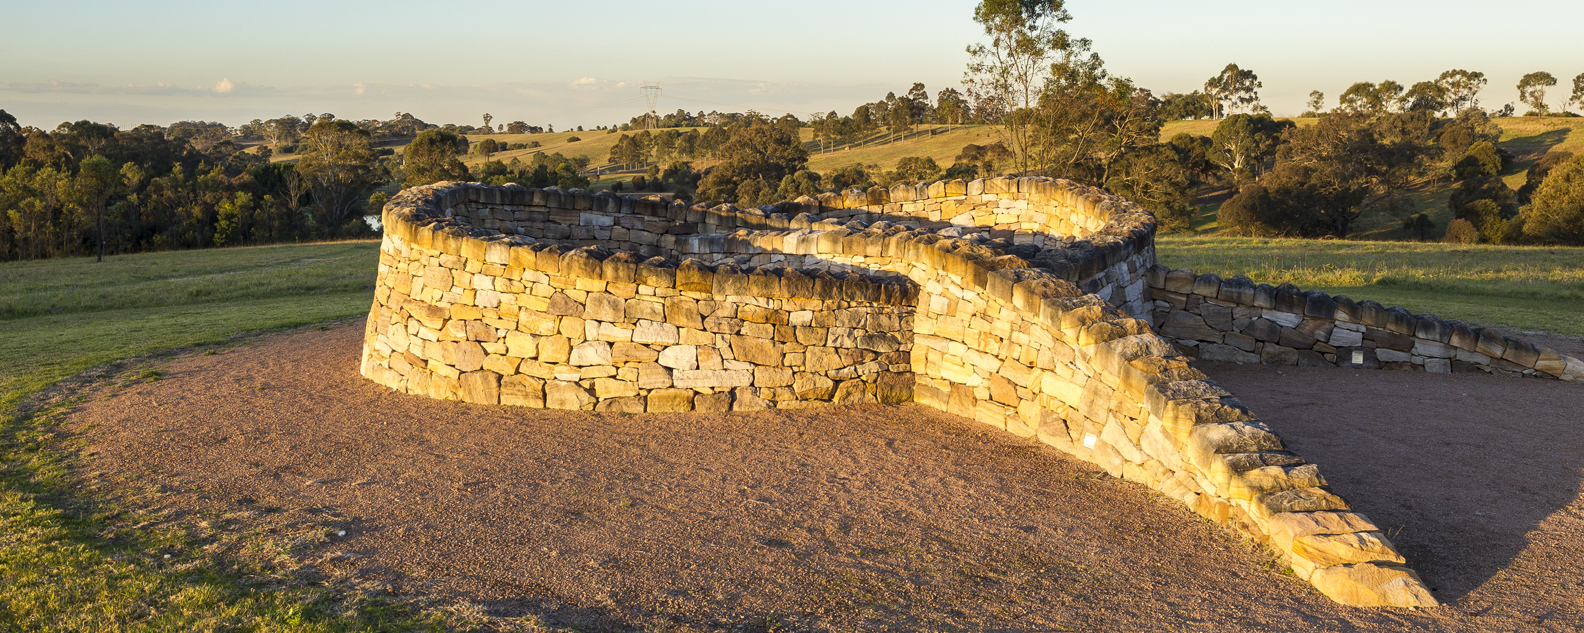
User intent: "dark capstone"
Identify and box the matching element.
[1333,295,1361,322]
[1218,275,1256,305]
[1252,284,1278,309]
[1415,316,1455,343]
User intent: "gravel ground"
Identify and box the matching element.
[63,324,1584,632]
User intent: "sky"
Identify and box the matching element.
[2,0,1581,130]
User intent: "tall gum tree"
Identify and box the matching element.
[964,0,1078,175]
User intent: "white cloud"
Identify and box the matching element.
[213,78,234,94]
[572,77,601,86]
[353,82,367,96]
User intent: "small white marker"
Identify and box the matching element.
[1352,350,1364,365]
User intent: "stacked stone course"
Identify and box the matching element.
[360,179,1440,608]
[1146,267,1584,381]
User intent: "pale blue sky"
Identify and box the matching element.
[2,0,1580,129]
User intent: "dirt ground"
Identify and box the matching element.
[63,324,1584,632]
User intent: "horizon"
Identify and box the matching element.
[2,0,1582,130]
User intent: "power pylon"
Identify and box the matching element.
[640,82,661,130]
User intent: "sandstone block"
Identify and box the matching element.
[1309,564,1437,608]
[547,292,584,316]
[673,369,754,389]
[833,379,876,405]
[732,386,772,411]
[1293,532,1406,567]
[539,335,571,363]
[657,345,698,370]
[804,346,844,372]
[694,391,733,412]
[730,335,784,365]
[583,292,624,322]
[1185,421,1284,469]
[482,354,520,376]
[625,299,665,322]
[501,375,544,407]
[593,378,639,399]
[611,342,659,363]
[876,372,913,404]
[793,372,836,400]
[646,388,695,412]
[1160,310,1221,342]
[504,331,538,358]
[546,380,595,410]
[754,366,794,388]
[633,320,680,345]
[454,341,486,372]
[1266,511,1379,553]
[459,370,500,405]
[1198,343,1260,364]
[595,396,646,413]
[1251,487,1350,521]
[569,341,612,366]
[664,296,704,329]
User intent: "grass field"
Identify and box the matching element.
[1156,235,1584,337]
[0,242,537,631]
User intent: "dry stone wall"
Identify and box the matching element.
[361,180,1439,608]
[1146,267,1584,382]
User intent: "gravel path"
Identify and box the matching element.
[64,325,1584,632]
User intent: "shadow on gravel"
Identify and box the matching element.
[1202,361,1584,619]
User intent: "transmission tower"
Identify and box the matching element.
[640,82,661,130]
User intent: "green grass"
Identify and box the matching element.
[0,241,550,631]
[1156,235,1584,337]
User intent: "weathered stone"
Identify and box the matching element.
[664,296,704,329]
[646,388,694,412]
[657,345,698,370]
[1185,421,1284,470]
[989,374,1019,405]
[504,331,538,358]
[1293,532,1406,566]
[672,369,754,388]
[1160,310,1221,342]
[754,366,794,388]
[793,372,836,400]
[538,335,570,363]
[1266,511,1379,553]
[569,341,612,366]
[546,380,595,410]
[454,341,486,372]
[1251,487,1350,521]
[625,299,665,322]
[637,362,672,389]
[1328,327,1364,348]
[732,386,772,411]
[459,370,500,404]
[500,374,544,407]
[632,320,680,345]
[876,372,913,404]
[1198,343,1260,364]
[610,342,659,363]
[595,396,646,413]
[593,377,639,399]
[730,335,784,365]
[692,391,732,412]
[832,379,876,405]
[804,346,844,372]
[1309,564,1437,608]
[547,292,584,316]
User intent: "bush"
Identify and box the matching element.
[278,143,297,154]
[1518,151,1575,204]
[1218,184,1276,236]
[631,175,646,191]
[1460,199,1507,242]
[1443,218,1479,243]
[566,136,581,143]
[1454,141,1503,180]
[1522,154,1584,244]
[528,141,542,148]
[1401,212,1436,240]
[1449,175,1517,219]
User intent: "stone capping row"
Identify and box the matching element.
[369,182,1440,608]
[390,177,1159,288]
[1146,266,1584,382]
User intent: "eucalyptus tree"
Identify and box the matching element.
[1517,72,1558,115]
[1436,70,1487,113]
[1204,63,1261,118]
[964,0,1080,174]
[296,120,377,230]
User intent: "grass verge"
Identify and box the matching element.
[0,241,551,631]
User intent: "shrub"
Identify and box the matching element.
[1218,184,1276,236]
[1454,141,1503,180]
[1522,154,1584,244]
[1401,212,1436,240]
[1518,151,1575,204]
[1459,199,1507,242]
[1443,218,1479,244]
[631,175,646,191]
[527,141,542,148]
[566,136,581,143]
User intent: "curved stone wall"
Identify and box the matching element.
[360,180,1437,608]
[1146,267,1584,381]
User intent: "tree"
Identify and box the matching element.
[0,109,22,168]
[1161,92,1214,121]
[71,155,119,261]
[403,129,470,187]
[1401,212,1435,240]
[1523,154,1584,244]
[1517,72,1558,115]
[695,119,809,205]
[1518,151,1574,204]
[1104,135,1208,232]
[1338,81,1404,116]
[1218,183,1276,236]
[964,0,1079,174]
[1209,113,1292,180]
[261,116,303,147]
[1401,81,1448,114]
[506,121,528,134]
[1436,70,1487,113]
[887,98,915,143]
[1260,113,1435,237]
[1204,64,1261,118]
[1305,91,1326,116]
[1453,141,1505,180]
[1572,73,1584,113]
[296,120,376,231]
[476,138,499,158]
[481,113,493,133]
[1448,175,1517,239]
